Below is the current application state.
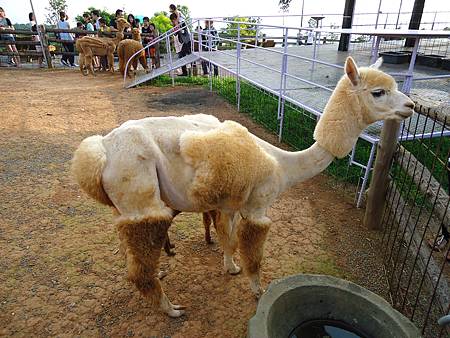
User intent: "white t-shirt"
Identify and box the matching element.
[57,20,73,41]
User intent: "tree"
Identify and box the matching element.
[278,0,293,11]
[46,0,67,25]
[224,16,260,37]
[150,12,173,34]
[177,5,191,29]
[75,7,114,25]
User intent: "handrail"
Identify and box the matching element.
[123,20,194,86]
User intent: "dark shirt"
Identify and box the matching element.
[109,18,117,29]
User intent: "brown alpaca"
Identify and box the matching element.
[76,18,130,76]
[163,211,215,256]
[117,28,148,77]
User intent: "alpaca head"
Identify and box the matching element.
[344,56,415,124]
[117,18,131,31]
[313,56,415,158]
[132,28,141,40]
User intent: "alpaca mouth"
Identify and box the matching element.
[395,110,413,119]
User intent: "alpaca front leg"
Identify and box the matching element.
[78,53,87,75]
[117,215,185,317]
[107,52,115,73]
[85,53,95,76]
[215,211,241,275]
[238,217,271,298]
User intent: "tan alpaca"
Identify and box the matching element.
[76,18,130,76]
[71,57,415,317]
[117,28,148,77]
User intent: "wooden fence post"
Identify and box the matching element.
[40,25,53,69]
[364,120,401,230]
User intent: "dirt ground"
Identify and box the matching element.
[0,69,389,337]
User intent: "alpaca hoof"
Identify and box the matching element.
[166,304,186,317]
[225,265,241,275]
[167,308,185,318]
[157,270,168,280]
[254,287,265,299]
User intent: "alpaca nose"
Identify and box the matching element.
[405,101,415,109]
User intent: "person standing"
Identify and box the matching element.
[170,13,191,76]
[82,13,95,33]
[0,7,20,67]
[201,20,218,76]
[29,12,43,67]
[110,9,124,31]
[91,10,101,31]
[169,4,185,23]
[57,11,76,67]
[126,14,139,39]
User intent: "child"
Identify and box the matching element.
[98,18,110,71]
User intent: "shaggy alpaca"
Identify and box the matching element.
[76,18,130,76]
[71,57,415,317]
[117,28,148,77]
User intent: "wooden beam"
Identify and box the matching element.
[364,120,401,230]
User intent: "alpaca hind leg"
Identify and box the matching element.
[203,212,213,244]
[163,232,176,256]
[102,146,184,317]
[215,211,241,275]
[78,53,87,75]
[85,52,95,76]
[238,216,271,298]
[117,215,184,317]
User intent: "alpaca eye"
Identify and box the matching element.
[371,89,386,98]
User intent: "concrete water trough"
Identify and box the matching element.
[248,274,421,338]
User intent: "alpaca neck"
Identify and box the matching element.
[277,143,335,189]
[313,77,369,159]
[114,30,124,44]
[262,77,369,190]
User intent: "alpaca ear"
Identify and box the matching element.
[345,56,360,86]
[370,57,383,69]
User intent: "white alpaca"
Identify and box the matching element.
[71,57,414,317]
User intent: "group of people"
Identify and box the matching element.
[168,4,219,77]
[0,3,220,77]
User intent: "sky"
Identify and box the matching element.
[3,0,450,29]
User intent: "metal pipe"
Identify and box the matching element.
[396,0,403,29]
[401,37,420,94]
[357,142,378,208]
[278,28,289,142]
[166,35,175,87]
[236,23,241,111]
[29,0,48,67]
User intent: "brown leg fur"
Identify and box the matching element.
[107,51,114,73]
[163,233,176,256]
[203,212,213,244]
[84,51,95,76]
[117,215,171,306]
[215,211,241,274]
[238,218,270,296]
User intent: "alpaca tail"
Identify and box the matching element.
[71,135,114,207]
